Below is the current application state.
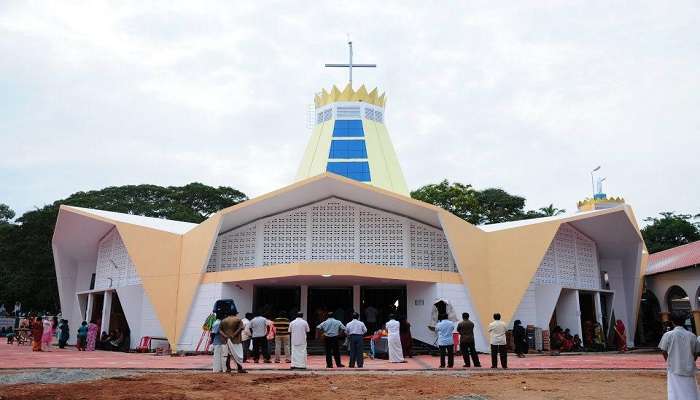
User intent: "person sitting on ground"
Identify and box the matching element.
[109,328,125,351]
[613,320,628,353]
[97,331,110,350]
[6,327,15,344]
[559,328,574,352]
[572,334,583,352]
[593,323,606,352]
[549,326,563,356]
[76,321,88,351]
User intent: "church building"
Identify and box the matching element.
[52,47,647,353]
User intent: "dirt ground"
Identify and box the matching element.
[0,370,678,400]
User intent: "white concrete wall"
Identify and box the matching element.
[555,289,582,337]
[177,283,223,350]
[177,281,255,351]
[116,285,144,349]
[406,281,489,352]
[601,258,630,339]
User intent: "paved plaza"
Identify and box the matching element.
[0,342,671,371]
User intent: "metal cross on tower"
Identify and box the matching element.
[325,41,376,86]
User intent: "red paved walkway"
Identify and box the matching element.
[0,342,671,370]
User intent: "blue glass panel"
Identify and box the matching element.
[327,161,371,182]
[332,119,364,137]
[329,140,367,159]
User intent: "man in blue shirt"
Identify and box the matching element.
[316,312,346,368]
[436,313,455,368]
[211,318,227,372]
[345,312,368,368]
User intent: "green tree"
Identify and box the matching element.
[641,212,700,253]
[410,180,480,223]
[411,180,560,225]
[0,203,15,224]
[0,183,247,314]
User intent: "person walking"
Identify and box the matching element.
[513,320,528,358]
[346,312,367,368]
[241,313,252,363]
[488,313,507,369]
[457,312,481,367]
[58,319,70,349]
[30,316,43,352]
[249,312,271,363]
[386,314,405,363]
[41,317,53,351]
[317,312,346,368]
[273,313,291,363]
[436,313,455,368]
[659,313,700,399]
[289,312,310,370]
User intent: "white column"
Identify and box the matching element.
[353,285,361,315]
[300,285,309,320]
[85,293,95,322]
[101,291,113,333]
[594,292,603,325]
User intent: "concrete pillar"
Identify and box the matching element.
[692,311,700,335]
[101,291,113,334]
[300,285,308,320]
[353,285,361,315]
[594,292,603,325]
[85,293,94,322]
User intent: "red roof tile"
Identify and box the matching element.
[647,240,700,275]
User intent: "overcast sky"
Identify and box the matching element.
[1,1,698,224]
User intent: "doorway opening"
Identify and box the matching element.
[106,292,130,351]
[635,288,662,347]
[307,287,353,338]
[361,286,406,332]
[253,286,301,319]
[90,293,104,323]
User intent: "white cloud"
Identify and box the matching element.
[0,1,698,223]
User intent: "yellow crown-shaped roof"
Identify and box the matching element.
[314,83,386,108]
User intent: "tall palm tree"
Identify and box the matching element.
[538,204,565,216]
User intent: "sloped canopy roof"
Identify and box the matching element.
[647,240,700,276]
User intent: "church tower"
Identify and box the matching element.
[296,42,410,196]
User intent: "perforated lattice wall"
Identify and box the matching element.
[95,229,141,289]
[206,198,456,272]
[533,224,600,289]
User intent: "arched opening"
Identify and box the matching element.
[635,288,662,346]
[667,285,695,334]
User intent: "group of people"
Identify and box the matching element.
[75,321,127,352]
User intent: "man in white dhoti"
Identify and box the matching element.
[220,312,247,374]
[385,314,405,363]
[289,312,310,370]
[659,313,700,400]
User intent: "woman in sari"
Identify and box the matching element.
[86,320,99,351]
[30,316,43,352]
[41,317,53,351]
[613,319,627,352]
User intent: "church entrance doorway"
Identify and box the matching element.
[253,286,301,319]
[307,287,353,338]
[360,286,407,333]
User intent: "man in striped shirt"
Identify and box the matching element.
[273,313,291,363]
